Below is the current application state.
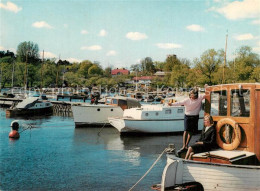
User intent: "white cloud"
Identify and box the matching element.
[81,30,88,35]
[234,33,254,41]
[66,58,82,63]
[32,21,53,29]
[156,43,182,49]
[251,19,260,25]
[215,0,260,20]
[0,46,16,53]
[40,51,57,59]
[99,29,107,36]
[0,1,22,13]
[126,32,148,40]
[253,41,260,53]
[106,50,116,56]
[186,24,205,32]
[81,45,102,51]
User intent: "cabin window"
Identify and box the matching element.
[165,109,171,114]
[210,91,227,116]
[231,89,250,117]
[177,109,183,113]
[106,98,112,104]
[145,113,149,116]
[118,100,127,107]
[155,112,159,116]
[112,99,118,104]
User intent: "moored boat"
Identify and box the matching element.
[71,96,141,127]
[108,97,204,134]
[160,83,260,191]
[6,96,53,117]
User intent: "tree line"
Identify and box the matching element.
[0,41,259,89]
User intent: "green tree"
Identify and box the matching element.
[194,49,223,85]
[16,41,40,63]
[88,64,103,76]
[78,60,93,78]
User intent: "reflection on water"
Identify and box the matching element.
[0,108,200,191]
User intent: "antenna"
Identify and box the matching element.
[222,30,228,84]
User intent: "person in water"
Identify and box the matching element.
[185,114,216,160]
[168,86,206,154]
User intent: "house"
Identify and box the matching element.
[111,68,130,76]
[132,76,154,85]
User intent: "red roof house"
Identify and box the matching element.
[111,68,130,76]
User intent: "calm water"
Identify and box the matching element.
[0,108,199,191]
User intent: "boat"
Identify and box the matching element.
[160,83,260,191]
[71,96,141,127]
[108,97,204,134]
[6,96,53,117]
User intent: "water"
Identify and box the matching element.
[0,108,199,191]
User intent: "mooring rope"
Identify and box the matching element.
[97,122,108,136]
[128,148,167,191]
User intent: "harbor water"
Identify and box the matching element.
[0,108,199,191]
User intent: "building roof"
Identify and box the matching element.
[133,76,154,81]
[111,68,129,75]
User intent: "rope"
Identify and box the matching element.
[128,148,167,191]
[97,122,107,136]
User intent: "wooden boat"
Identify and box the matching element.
[71,96,141,127]
[6,96,53,117]
[160,83,260,191]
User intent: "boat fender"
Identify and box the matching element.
[216,118,241,150]
[9,130,20,139]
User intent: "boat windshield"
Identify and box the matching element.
[210,90,227,116]
[231,89,250,117]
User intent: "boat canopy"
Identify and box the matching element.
[106,96,141,108]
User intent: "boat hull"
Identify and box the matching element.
[72,105,124,127]
[161,155,260,191]
[109,117,203,133]
[6,106,53,117]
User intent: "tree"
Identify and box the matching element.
[141,57,155,74]
[228,46,260,82]
[78,60,93,78]
[194,49,223,85]
[16,41,40,63]
[104,67,112,77]
[88,64,103,76]
[130,64,141,72]
[163,54,181,72]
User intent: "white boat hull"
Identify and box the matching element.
[72,105,123,127]
[161,155,260,191]
[109,117,203,133]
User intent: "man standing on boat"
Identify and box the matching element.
[168,86,206,155]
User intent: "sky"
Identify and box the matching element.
[0,0,260,69]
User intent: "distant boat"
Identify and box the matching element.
[71,96,141,127]
[6,96,53,117]
[108,99,204,134]
[159,83,260,191]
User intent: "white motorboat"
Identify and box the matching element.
[6,96,53,117]
[108,101,204,134]
[159,83,260,191]
[71,96,141,127]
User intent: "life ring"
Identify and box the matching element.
[216,118,241,150]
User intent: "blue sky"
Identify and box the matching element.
[1,0,260,69]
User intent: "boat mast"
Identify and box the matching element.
[41,50,44,90]
[222,31,228,84]
[56,54,60,88]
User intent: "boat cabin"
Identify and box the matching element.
[105,96,141,110]
[192,83,260,165]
